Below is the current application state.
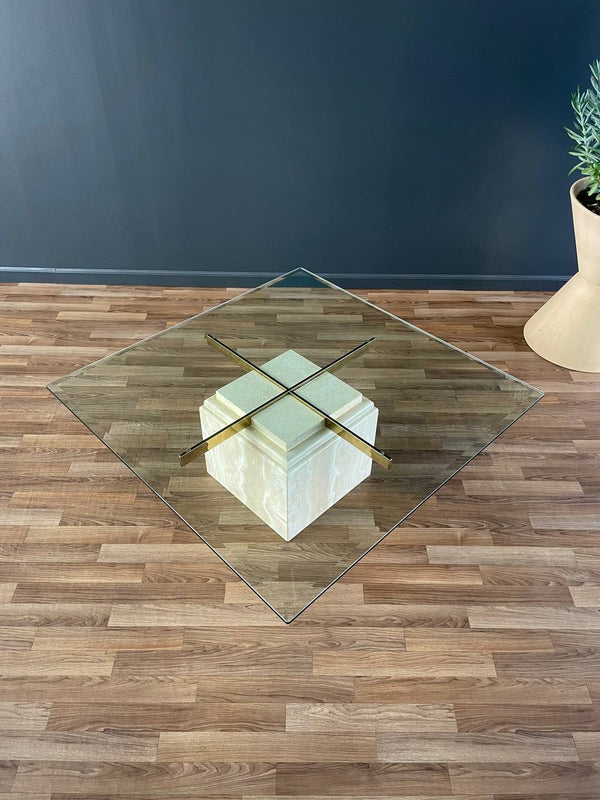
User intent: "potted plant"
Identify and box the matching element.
[524,60,600,372]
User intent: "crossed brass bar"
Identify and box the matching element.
[179,334,391,469]
[204,335,391,468]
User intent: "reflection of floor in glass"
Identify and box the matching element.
[47,269,543,621]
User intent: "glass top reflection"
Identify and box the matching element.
[48,269,543,621]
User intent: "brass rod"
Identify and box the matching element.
[179,338,377,466]
[204,337,389,467]
[179,334,391,469]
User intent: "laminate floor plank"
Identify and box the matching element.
[183,625,406,652]
[194,676,355,703]
[570,585,600,606]
[354,677,592,705]
[0,603,113,627]
[1,283,599,798]
[0,651,114,676]
[157,731,378,762]
[468,605,600,631]
[454,703,600,732]
[285,702,457,732]
[448,761,600,795]
[46,701,286,732]
[0,702,51,731]
[107,602,284,627]
[313,650,497,677]
[112,643,313,676]
[377,731,578,762]
[0,676,198,703]
[252,797,491,800]
[403,629,554,652]
[12,581,227,602]
[0,730,159,762]
[32,627,185,651]
[572,731,600,759]
[292,603,470,628]
[495,651,600,678]
[364,584,573,604]
[274,762,452,796]
[428,546,578,566]
[10,760,276,795]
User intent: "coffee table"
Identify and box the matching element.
[48,269,543,621]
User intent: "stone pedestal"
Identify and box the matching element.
[200,350,378,540]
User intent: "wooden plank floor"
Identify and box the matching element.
[0,281,599,799]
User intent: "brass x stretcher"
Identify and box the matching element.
[179,333,391,469]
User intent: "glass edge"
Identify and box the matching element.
[284,386,545,623]
[46,266,545,623]
[45,384,291,624]
[47,265,542,400]
[50,379,544,625]
[46,267,309,390]
[297,268,545,398]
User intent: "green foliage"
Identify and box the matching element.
[566,60,600,200]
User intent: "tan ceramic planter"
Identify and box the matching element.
[524,177,600,372]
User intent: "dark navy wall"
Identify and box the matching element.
[1,0,599,288]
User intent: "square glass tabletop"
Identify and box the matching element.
[48,269,543,622]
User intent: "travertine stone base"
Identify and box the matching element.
[200,350,378,540]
